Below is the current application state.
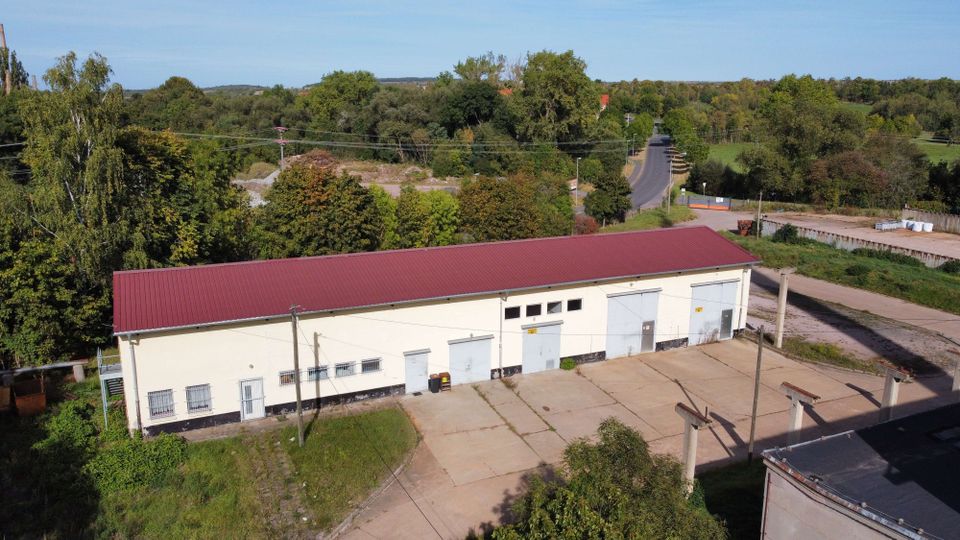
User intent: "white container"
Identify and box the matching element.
[912,222,924,232]
[923,222,933,232]
[900,219,909,228]
[905,220,915,230]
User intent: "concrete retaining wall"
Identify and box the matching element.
[901,208,960,235]
[761,219,957,268]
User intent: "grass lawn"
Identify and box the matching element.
[699,460,767,540]
[839,101,873,115]
[707,142,752,171]
[912,134,960,164]
[726,233,960,316]
[601,205,695,233]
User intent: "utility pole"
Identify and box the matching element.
[290,305,305,447]
[756,190,763,239]
[747,325,764,463]
[274,126,288,170]
[1,24,10,96]
[774,268,795,348]
[31,74,37,91]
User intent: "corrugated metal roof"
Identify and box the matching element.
[113,227,758,334]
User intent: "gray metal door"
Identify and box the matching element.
[606,291,659,358]
[448,336,492,385]
[720,309,733,339]
[240,378,265,420]
[690,281,740,345]
[404,350,429,394]
[641,321,655,353]
[522,322,562,374]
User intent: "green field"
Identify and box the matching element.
[839,101,873,114]
[707,143,752,171]
[912,135,960,164]
[601,205,694,233]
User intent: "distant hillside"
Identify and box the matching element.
[201,85,270,95]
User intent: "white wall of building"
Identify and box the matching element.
[119,266,752,432]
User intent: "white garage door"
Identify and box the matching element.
[448,336,493,385]
[404,349,430,394]
[689,281,740,345]
[522,322,562,374]
[606,290,660,359]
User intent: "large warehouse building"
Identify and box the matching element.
[113,226,758,434]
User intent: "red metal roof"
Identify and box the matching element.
[113,227,758,334]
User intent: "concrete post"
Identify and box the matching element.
[675,402,712,491]
[780,382,820,445]
[880,368,911,422]
[72,364,85,382]
[774,268,795,349]
[952,359,960,403]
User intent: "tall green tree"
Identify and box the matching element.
[395,186,460,248]
[458,176,540,241]
[517,51,600,142]
[585,173,632,225]
[300,70,379,133]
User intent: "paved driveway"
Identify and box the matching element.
[343,339,953,539]
[629,135,672,209]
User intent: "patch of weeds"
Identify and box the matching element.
[560,358,577,370]
[780,336,878,373]
[501,377,517,390]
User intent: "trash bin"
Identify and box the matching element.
[428,375,441,393]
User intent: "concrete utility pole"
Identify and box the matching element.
[274,126,288,170]
[1,24,10,97]
[675,402,712,492]
[774,268,795,349]
[756,190,763,239]
[780,382,820,445]
[290,305,305,447]
[879,367,911,422]
[747,325,765,463]
[953,358,960,403]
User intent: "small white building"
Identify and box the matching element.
[113,227,758,435]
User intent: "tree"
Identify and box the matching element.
[454,52,506,83]
[124,76,212,131]
[369,184,400,249]
[585,173,631,225]
[861,133,928,208]
[491,419,726,539]
[0,45,29,93]
[300,70,378,132]
[255,151,382,258]
[517,51,600,142]
[458,176,540,241]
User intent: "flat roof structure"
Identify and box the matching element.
[763,404,960,539]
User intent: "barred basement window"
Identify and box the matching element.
[279,370,296,385]
[307,366,328,381]
[567,298,583,311]
[547,301,563,314]
[526,304,542,317]
[148,389,175,419]
[504,306,521,320]
[361,358,381,374]
[185,384,211,413]
[335,362,356,378]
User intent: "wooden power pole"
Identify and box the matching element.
[290,305,305,447]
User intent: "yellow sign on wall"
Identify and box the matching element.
[527,328,538,334]
[695,307,704,313]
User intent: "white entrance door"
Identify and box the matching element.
[448,336,493,385]
[522,322,562,374]
[404,350,430,394]
[240,378,265,420]
[606,290,660,358]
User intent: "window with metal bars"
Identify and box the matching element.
[335,362,355,378]
[185,384,211,413]
[307,366,328,381]
[148,389,175,418]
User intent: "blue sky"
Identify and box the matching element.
[4,0,959,89]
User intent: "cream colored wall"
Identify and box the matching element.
[119,266,752,431]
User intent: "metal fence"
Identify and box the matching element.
[677,194,733,211]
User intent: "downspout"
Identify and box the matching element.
[498,293,506,378]
[127,335,143,436]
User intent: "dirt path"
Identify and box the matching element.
[247,434,318,539]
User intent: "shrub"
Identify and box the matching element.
[573,215,599,235]
[33,401,98,456]
[86,433,187,493]
[560,358,577,370]
[771,223,801,244]
[851,248,923,267]
[940,260,960,274]
[845,263,872,277]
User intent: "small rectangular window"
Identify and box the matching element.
[307,366,328,381]
[148,389,175,419]
[547,301,562,314]
[361,358,381,374]
[568,299,582,311]
[526,304,542,317]
[335,362,356,378]
[279,370,296,385]
[186,384,211,413]
[504,306,521,320]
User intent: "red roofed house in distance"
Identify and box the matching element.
[112,227,758,435]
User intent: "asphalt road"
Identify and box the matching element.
[629,134,672,209]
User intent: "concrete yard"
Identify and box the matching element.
[342,339,954,539]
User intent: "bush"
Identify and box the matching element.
[771,223,801,244]
[851,248,923,267]
[845,263,872,277]
[573,215,599,235]
[86,433,187,493]
[940,260,960,274]
[560,358,577,370]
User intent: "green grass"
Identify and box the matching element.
[699,460,767,540]
[601,205,695,233]
[912,135,960,164]
[839,101,873,115]
[285,408,418,530]
[707,142,752,172]
[727,233,960,316]
[779,336,878,374]
[100,407,416,536]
